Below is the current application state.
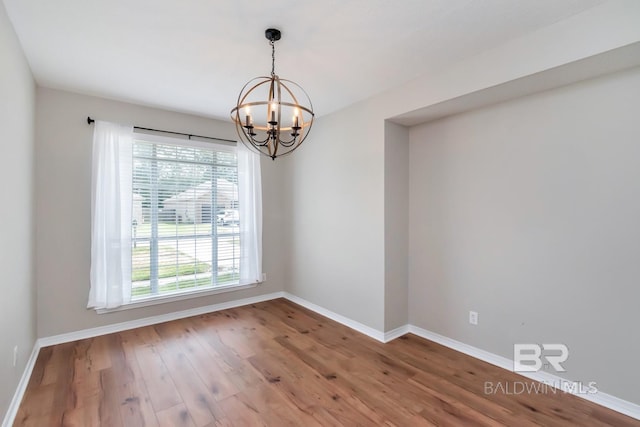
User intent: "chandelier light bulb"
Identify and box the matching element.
[292,108,300,129]
[243,106,252,127]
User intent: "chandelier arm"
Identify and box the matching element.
[248,135,271,146]
[234,117,271,148]
[279,137,300,147]
[239,122,271,145]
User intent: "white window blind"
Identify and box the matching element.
[131,135,240,299]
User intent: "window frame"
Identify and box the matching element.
[100,131,253,312]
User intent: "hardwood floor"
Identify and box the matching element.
[14,298,639,426]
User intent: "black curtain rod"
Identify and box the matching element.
[86,117,235,143]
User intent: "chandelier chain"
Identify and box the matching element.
[270,40,275,77]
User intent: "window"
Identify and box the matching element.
[131,135,240,299]
[89,120,262,311]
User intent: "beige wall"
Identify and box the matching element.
[0,2,36,418]
[408,67,640,404]
[282,103,386,331]
[35,88,287,337]
[384,121,409,331]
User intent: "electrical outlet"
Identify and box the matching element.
[469,311,478,325]
[12,346,18,367]
[262,273,267,282]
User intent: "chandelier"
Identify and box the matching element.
[231,28,314,160]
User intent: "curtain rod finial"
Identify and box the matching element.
[87,116,94,125]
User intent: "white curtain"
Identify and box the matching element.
[88,121,134,309]
[237,142,263,284]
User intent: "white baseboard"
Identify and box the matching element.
[38,291,285,348]
[2,343,40,427]
[281,292,386,342]
[4,292,638,424]
[384,324,410,342]
[407,325,513,371]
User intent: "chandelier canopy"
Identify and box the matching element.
[231,28,314,160]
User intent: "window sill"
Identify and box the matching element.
[95,281,260,314]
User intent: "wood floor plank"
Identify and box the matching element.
[240,383,324,427]
[47,343,77,426]
[189,316,246,373]
[218,393,268,427]
[118,330,161,427]
[156,403,196,427]
[251,318,406,425]
[270,334,430,426]
[134,343,183,413]
[245,339,381,426]
[97,367,125,427]
[406,368,539,427]
[154,323,226,426]
[13,383,56,425]
[70,348,102,413]
[13,298,640,426]
[157,321,240,403]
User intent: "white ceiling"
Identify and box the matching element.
[4,0,606,121]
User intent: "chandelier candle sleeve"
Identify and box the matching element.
[230,28,314,160]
